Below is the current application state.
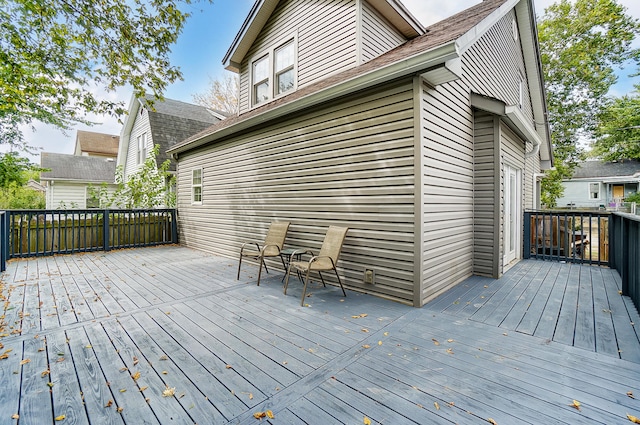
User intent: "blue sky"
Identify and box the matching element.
[15,0,640,161]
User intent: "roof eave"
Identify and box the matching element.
[171,42,459,155]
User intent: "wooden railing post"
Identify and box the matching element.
[103,210,110,252]
[171,209,178,244]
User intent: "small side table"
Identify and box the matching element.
[280,248,303,282]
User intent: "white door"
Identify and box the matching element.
[504,165,522,265]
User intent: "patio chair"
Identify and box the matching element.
[237,221,290,286]
[283,226,348,305]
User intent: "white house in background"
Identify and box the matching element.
[40,153,118,209]
[167,0,553,307]
[117,97,227,182]
[557,159,640,209]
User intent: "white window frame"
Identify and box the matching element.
[589,182,601,200]
[249,36,297,107]
[192,168,203,205]
[137,132,147,165]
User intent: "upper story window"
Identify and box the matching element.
[137,132,147,165]
[251,38,296,106]
[275,40,295,95]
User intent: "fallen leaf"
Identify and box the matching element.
[12,414,19,419]
[266,410,274,419]
[226,364,233,369]
[105,400,113,408]
[447,339,454,343]
[627,391,635,399]
[20,358,30,365]
[162,386,176,397]
[116,407,123,413]
[159,355,168,361]
[119,389,126,393]
[41,369,50,377]
[570,400,581,411]
[85,345,92,349]
[628,414,640,424]
[434,402,440,410]
[432,339,440,346]
[139,386,148,392]
[119,367,128,372]
[54,414,65,421]
[361,328,369,333]
[131,371,141,381]
[364,416,372,425]
[488,418,498,425]
[162,371,168,375]
[446,348,454,355]
[362,344,370,349]
[378,341,382,346]
[383,332,389,336]
[132,356,139,366]
[253,411,266,419]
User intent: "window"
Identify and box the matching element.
[252,55,270,105]
[275,40,295,95]
[192,169,203,204]
[251,38,296,106]
[137,132,147,165]
[589,182,600,200]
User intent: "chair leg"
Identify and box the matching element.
[300,269,311,306]
[284,263,294,294]
[318,271,326,287]
[237,253,243,280]
[334,268,347,297]
[257,255,265,286]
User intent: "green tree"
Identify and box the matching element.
[0,153,45,208]
[537,0,640,204]
[91,145,175,208]
[0,0,208,149]
[591,85,640,161]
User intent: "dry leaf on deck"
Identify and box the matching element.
[116,407,123,413]
[432,339,440,346]
[139,386,148,392]
[266,410,274,419]
[488,419,498,425]
[41,369,50,377]
[628,414,640,424]
[20,358,30,365]
[253,411,266,419]
[131,371,141,381]
[54,414,65,421]
[226,364,233,369]
[627,391,635,399]
[363,416,372,425]
[434,402,440,410]
[570,400,581,410]
[159,355,168,361]
[132,356,139,366]
[105,400,113,408]
[12,414,19,419]
[362,344,371,349]
[162,386,176,397]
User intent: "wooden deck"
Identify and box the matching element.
[1,246,639,424]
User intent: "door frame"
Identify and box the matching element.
[503,164,522,266]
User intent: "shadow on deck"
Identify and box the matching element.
[0,246,639,424]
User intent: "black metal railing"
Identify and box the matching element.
[4,209,177,260]
[609,213,640,311]
[523,210,610,266]
[0,211,7,272]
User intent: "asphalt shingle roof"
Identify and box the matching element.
[571,159,640,179]
[40,153,117,182]
[75,130,119,157]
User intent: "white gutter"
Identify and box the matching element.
[505,105,542,159]
[170,42,459,155]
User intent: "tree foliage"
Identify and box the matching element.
[0,153,45,208]
[192,74,238,115]
[0,0,208,148]
[591,85,640,161]
[537,0,640,204]
[90,145,175,208]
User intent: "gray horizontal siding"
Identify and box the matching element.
[239,0,357,113]
[360,0,405,63]
[473,111,498,277]
[421,79,474,304]
[177,80,417,305]
[462,11,534,124]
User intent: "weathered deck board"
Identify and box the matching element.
[1,248,639,425]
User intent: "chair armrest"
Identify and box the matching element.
[309,255,336,268]
[261,244,283,255]
[240,242,261,254]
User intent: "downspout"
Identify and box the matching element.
[525,137,540,159]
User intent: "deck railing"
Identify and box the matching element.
[0,211,7,272]
[2,209,177,262]
[523,210,610,266]
[609,213,640,311]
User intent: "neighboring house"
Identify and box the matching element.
[117,97,227,182]
[26,179,46,194]
[73,130,119,158]
[40,153,117,209]
[557,159,640,209]
[167,0,553,307]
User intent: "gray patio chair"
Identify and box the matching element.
[237,221,290,286]
[283,226,348,305]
